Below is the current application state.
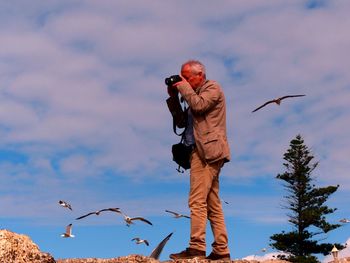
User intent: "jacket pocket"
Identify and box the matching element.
[203,132,223,161]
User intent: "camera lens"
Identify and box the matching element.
[165,75,182,86]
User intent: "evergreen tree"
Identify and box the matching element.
[270,135,344,263]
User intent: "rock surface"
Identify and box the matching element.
[1,229,293,263]
[0,229,56,263]
[57,256,290,263]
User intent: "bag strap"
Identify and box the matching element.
[172,105,188,137]
[172,118,184,136]
[176,164,185,173]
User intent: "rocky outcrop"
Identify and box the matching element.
[57,256,290,263]
[0,229,56,263]
[0,229,293,263]
[57,255,159,263]
[57,258,283,263]
[166,259,290,263]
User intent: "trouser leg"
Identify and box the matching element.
[188,150,210,251]
[207,167,230,254]
[188,150,229,253]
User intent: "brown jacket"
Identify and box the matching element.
[167,80,230,164]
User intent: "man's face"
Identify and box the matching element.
[181,65,204,90]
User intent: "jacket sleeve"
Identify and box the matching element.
[176,81,220,115]
[166,95,187,128]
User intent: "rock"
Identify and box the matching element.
[163,259,290,263]
[57,255,160,262]
[0,229,56,263]
[57,255,290,262]
[0,229,292,263]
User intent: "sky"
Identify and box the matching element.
[0,0,349,262]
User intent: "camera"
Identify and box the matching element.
[165,75,182,86]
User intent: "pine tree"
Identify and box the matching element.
[270,135,344,263]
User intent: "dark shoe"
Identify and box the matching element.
[206,252,231,261]
[169,247,206,260]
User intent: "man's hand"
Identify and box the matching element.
[173,75,192,90]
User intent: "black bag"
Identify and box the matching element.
[172,141,193,171]
[167,95,193,172]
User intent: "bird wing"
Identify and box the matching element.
[144,240,150,246]
[75,212,96,220]
[131,237,140,241]
[165,210,178,216]
[98,208,121,214]
[252,100,276,112]
[166,209,190,218]
[279,94,306,100]
[149,232,173,259]
[132,217,153,225]
[107,207,121,213]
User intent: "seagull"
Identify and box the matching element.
[59,200,72,211]
[61,224,75,238]
[221,199,229,205]
[118,210,153,226]
[165,210,190,219]
[252,94,306,113]
[150,232,173,259]
[75,208,121,220]
[132,237,149,246]
[339,218,350,223]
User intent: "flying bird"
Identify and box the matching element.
[75,208,121,220]
[59,200,72,211]
[132,237,149,246]
[150,232,173,259]
[339,218,350,223]
[165,210,190,219]
[61,224,75,238]
[221,199,229,205]
[252,94,306,113]
[118,210,153,226]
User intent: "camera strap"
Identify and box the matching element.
[173,117,185,136]
[173,108,188,136]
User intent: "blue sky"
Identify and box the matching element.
[1,0,350,262]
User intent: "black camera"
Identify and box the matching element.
[165,75,182,86]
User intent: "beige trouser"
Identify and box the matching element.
[188,149,230,255]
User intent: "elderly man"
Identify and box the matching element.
[167,60,231,261]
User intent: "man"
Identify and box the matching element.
[167,60,231,261]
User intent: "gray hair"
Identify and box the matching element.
[181,60,206,76]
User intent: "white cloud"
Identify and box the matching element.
[0,0,348,235]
